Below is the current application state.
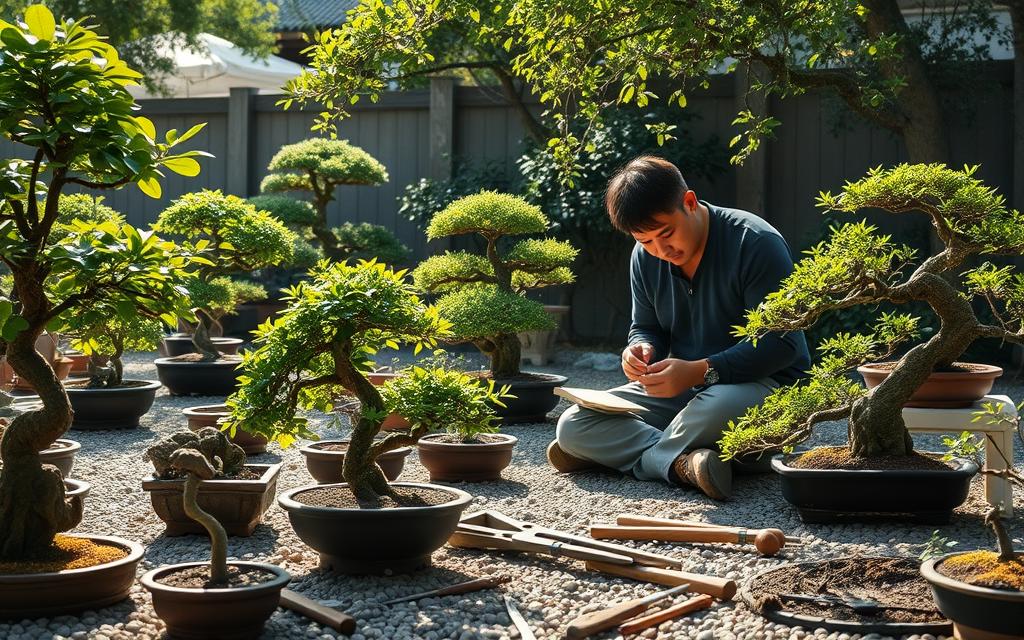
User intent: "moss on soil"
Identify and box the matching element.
[791,446,952,471]
[939,551,1024,591]
[0,535,127,574]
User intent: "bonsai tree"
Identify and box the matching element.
[154,190,296,360]
[720,164,1024,461]
[145,428,247,583]
[258,138,409,263]
[0,5,208,558]
[65,315,164,388]
[412,191,578,379]
[224,259,503,503]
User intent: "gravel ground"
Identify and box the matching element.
[4,347,1022,640]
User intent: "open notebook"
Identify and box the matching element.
[554,387,648,414]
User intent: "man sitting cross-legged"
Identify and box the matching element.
[548,156,811,500]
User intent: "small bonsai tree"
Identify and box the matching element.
[720,164,1024,461]
[0,5,207,558]
[412,191,578,379]
[145,428,247,583]
[258,138,409,263]
[224,260,503,503]
[154,190,297,360]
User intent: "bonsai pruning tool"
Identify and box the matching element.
[504,594,536,640]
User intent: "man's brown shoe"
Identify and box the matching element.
[546,440,598,473]
[671,449,732,500]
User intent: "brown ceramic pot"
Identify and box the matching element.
[141,561,290,640]
[64,351,90,376]
[0,533,143,618]
[7,357,73,392]
[141,463,282,536]
[40,438,81,478]
[299,440,410,484]
[858,362,1003,408]
[183,404,268,455]
[367,372,410,430]
[417,433,518,482]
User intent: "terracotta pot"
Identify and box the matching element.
[154,357,243,397]
[64,352,90,376]
[65,379,161,430]
[0,533,143,618]
[162,335,244,357]
[141,561,290,640]
[278,481,472,574]
[142,463,282,536]
[6,357,73,392]
[489,372,568,424]
[183,404,268,455]
[921,551,1024,640]
[366,372,410,430]
[417,433,518,482]
[858,362,1003,408]
[299,440,410,484]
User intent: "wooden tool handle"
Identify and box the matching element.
[565,599,653,639]
[585,561,736,601]
[617,594,714,635]
[280,589,357,635]
[591,525,738,544]
[617,514,719,529]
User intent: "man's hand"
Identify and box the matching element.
[622,343,654,381]
[639,358,709,397]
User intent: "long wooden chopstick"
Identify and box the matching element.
[617,594,715,635]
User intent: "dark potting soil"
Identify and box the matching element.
[750,556,946,624]
[156,466,263,481]
[470,371,559,383]
[790,447,953,471]
[156,564,278,589]
[870,361,991,374]
[63,379,154,389]
[165,353,243,363]
[315,443,349,453]
[425,433,507,445]
[293,485,454,510]
[937,551,1024,591]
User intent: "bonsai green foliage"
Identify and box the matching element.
[381,366,500,443]
[145,428,246,584]
[413,192,578,379]
[721,164,1024,460]
[259,138,409,263]
[224,259,504,503]
[66,316,164,388]
[0,5,209,559]
[155,190,296,360]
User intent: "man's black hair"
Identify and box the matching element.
[605,156,689,234]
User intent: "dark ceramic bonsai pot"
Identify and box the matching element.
[417,433,518,482]
[154,357,243,397]
[0,533,143,618]
[183,404,268,455]
[161,335,244,357]
[65,379,161,430]
[858,362,1003,408]
[922,551,1024,640]
[141,463,282,536]
[141,561,290,640]
[491,372,567,424]
[772,452,978,524]
[278,481,472,574]
[299,440,410,484]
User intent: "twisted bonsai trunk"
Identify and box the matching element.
[182,472,228,584]
[334,342,394,503]
[475,334,522,380]
[191,309,222,362]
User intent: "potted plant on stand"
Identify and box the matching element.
[412,191,578,423]
[153,190,296,396]
[224,260,503,573]
[140,431,289,639]
[0,4,209,615]
[720,163,1023,523]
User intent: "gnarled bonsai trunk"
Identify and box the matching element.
[475,333,522,379]
[335,345,394,502]
[191,309,222,361]
[182,473,228,584]
[0,323,79,559]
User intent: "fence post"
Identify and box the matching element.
[429,77,455,180]
[733,63,769,216]
[227,87,257,196]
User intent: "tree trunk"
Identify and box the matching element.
[312,195,340,257]
[336,347,394,503]
[192,309,222,361]
[0,320,79,559]
[479,333,522,379]
[182,473,229,584]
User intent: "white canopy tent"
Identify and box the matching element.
[128,33,304,99]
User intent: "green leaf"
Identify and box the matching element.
[469,8,480,22]
[135,116,157,140]
[1,315,28,342]
[24,5,56,41]
[137,176,162,198]
[174,122,207,145]
[163,157,201,177]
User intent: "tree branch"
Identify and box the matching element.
[65,176,134,190]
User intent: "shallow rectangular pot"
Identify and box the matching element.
[142,463,281,536]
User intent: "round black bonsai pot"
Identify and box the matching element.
[161,335,244,357]
[278,481,472,574]
[922,551,1024,640]
[140,561,290,640]
[772,452,978,524]
[417,433,518,482]
[65,380,161,430]
[0,533,143,618]
[154,358,243,397]
[491,373,567,424]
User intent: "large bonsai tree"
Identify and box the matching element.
[224,260,502,503]
[154,190,296,360]
[412,192,577,378]
[720,164,1024,460]
[0,5,207,558]
[258,138,409,263]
